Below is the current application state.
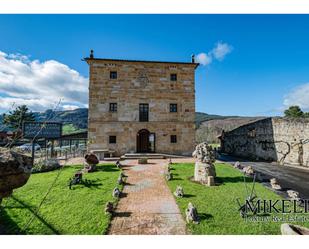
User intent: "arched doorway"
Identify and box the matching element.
[136,129,155,153]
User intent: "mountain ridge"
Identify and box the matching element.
[0,108,266,141]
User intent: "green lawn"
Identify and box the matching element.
[167,163,309,235]
[0,164,121,235]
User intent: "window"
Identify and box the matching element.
[170,135,177,143]
[109,136,116,144]
[170,73,177,81]
[170,103,177,113]
[109,103,117,112]
[110,71,117,79]
[139,103,149,122]
[247,128,256,138]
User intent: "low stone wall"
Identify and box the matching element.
[220,118,309,167]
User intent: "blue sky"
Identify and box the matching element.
[1,14,309,116]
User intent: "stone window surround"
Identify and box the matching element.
[139,103,149,122]
[170,103,178,113]
[170,73,177,81]
[170,135,177,143]
[109,135,117,144]
[109,103,118,112]
[110,71,117,79]
[105,102,183,115]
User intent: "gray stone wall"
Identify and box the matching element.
[220,118,309,167]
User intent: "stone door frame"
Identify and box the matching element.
[136,129,155,153]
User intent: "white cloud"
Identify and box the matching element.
[0,51,88,112]
[195,53,212,66]
[283,83,309,112]
[196,41,233,66]
[212,42,233,61]
[62,104,80,111]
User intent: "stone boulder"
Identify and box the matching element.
[166,172,173,181]
[174,186,184,198]
[287,190,300,201]
[105,202,114,214]
[270,178,282,190]
[243,166,255,177]
[192,142,215,164]
[112,187,121,198]
[281,223,309,235]
[0,150,32,201]
[193,142,216,185]
[84,153,99,172]
[116,160,122,169]
[117,175,124,185]
[234,161,242,169]
[185,202,199,224]
[32,159,61,173]
[85,153,99,165]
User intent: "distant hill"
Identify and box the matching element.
[0,108,88,133]
[0,108,265,139]
[33,108,88,129]
[195,112,241,127]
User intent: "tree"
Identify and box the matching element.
[3,105,35,130]
[284,105,304,118]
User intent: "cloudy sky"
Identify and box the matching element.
[0,15,309,116]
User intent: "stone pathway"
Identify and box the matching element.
[108,159,190,235]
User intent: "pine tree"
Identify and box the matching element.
[3,105,35,130]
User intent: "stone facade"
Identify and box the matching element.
[220,118,309,167]
[85,55,198,156]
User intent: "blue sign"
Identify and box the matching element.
[23,122,62,139]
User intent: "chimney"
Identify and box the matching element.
[90,49,94,59]
[191,54,195,63]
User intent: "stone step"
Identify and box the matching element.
[121,153,185,160]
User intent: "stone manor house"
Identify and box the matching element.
[85,51,199,156]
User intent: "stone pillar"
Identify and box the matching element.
[193,142,216,185]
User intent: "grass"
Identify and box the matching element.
[209,143,220,149]
[0,164,122,235]
[62,124,86,135]
[167,163,309,235]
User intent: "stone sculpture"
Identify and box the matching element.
[185,202,199,224]
[119,172,126,178]
[207,176,215,186]
[166,172,173,181]
[117,174,124,185]
[270,178,282,190]
[234,161,242,169]
[0,150,32,204]
[68,171,83,189]
[105,202,114,214]
[84,153,99,172]
[287,190,300,201]
[281,223,309,235]
[32,158,61,173]
[243,166,255,177]
[113,187,121,198]
[167,163,172,172]
[174,186,184,198]
[116,160,122,169]
[192,142,216,185]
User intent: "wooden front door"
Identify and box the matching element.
[137,129,150,153]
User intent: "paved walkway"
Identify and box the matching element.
[108,159,190,235]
